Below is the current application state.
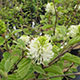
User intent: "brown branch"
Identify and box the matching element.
[63,62,74,73]
[10,50,25,73]
[38,72,80,80]
[43,43,80,68]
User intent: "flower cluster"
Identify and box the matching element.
[74,5,80,11]
[27,35,54,65]
[67,24,80,37]
[45,2,55,14]
[60,42,67,49]
[20,35,30,45]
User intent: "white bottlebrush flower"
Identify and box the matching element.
[20,35,30,45]
[78,5,80,10]
[27,35,54,65]
[74,5,80,11]
[45,2,55,14]
[67,25,80,37]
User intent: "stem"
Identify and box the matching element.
[43,43,80,68]
[53,0,57,34]
[5,40,9,52]
[10,50,25,73]
[63,62,74,73]
[38,72,80,80]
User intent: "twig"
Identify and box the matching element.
[53,0,57,34]
[63,62,74,73]
[10,50,25,73]
[38,72,80,80]
[43,43,80,68]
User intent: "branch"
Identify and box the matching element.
[53,0,57,34]
[10,50,25,73]
[63,62,74,73]
[43,43,80,68]
[38,72,80,80]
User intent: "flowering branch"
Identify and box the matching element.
[43,42,80,68]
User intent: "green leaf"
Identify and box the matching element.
[12,29,22,34]
[0,70,8,78]
[69,36,80,45]
[3,52,10,60]
[42,24,53,30]
[0,59,5,71]
[44,65,63,74]
[17,39,26,50]
[52,45,60,54]
[55,25,67,40]
[5,59,11,72]
[48,73,62,80]
[62,53,80,64]
[8,73,19,80]
[0,36,5,45]
[33,65,45,74]
[4,56,19,72]
[24,69,35,80]
[43,30,53,35]
[16,58,32,79]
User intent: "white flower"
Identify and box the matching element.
[74,5,80,11]
[15,7,21,11]
[67,25,80,37]
[45,2,55,14]
[32,21,35,28]
[20,35,30,45]
[13,26,18,36]
[78,5,80,10]
[60,42,67,49]
[27,35,54,65]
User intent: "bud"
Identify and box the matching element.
[19,35,30,45]
[45,2,55,14]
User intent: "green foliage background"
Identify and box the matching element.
[0,0,80,80]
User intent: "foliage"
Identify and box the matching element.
[0,0,80,80]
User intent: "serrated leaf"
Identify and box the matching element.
[0,36,5,45]
[33,65,45,74]
[5,59,11,72]
[5,56,19,72]
[24,69,35,80]
[12,29,22,34]
[44,65,63,74]
[3,52,10,60]
[8,73,19,80]
[62,53,80,64]
[0,70,8,78]
[16,58,32,79]
[48,73,62,80]
[69,36,80,45]
[42,24,53,30]
[52,45,60,54]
